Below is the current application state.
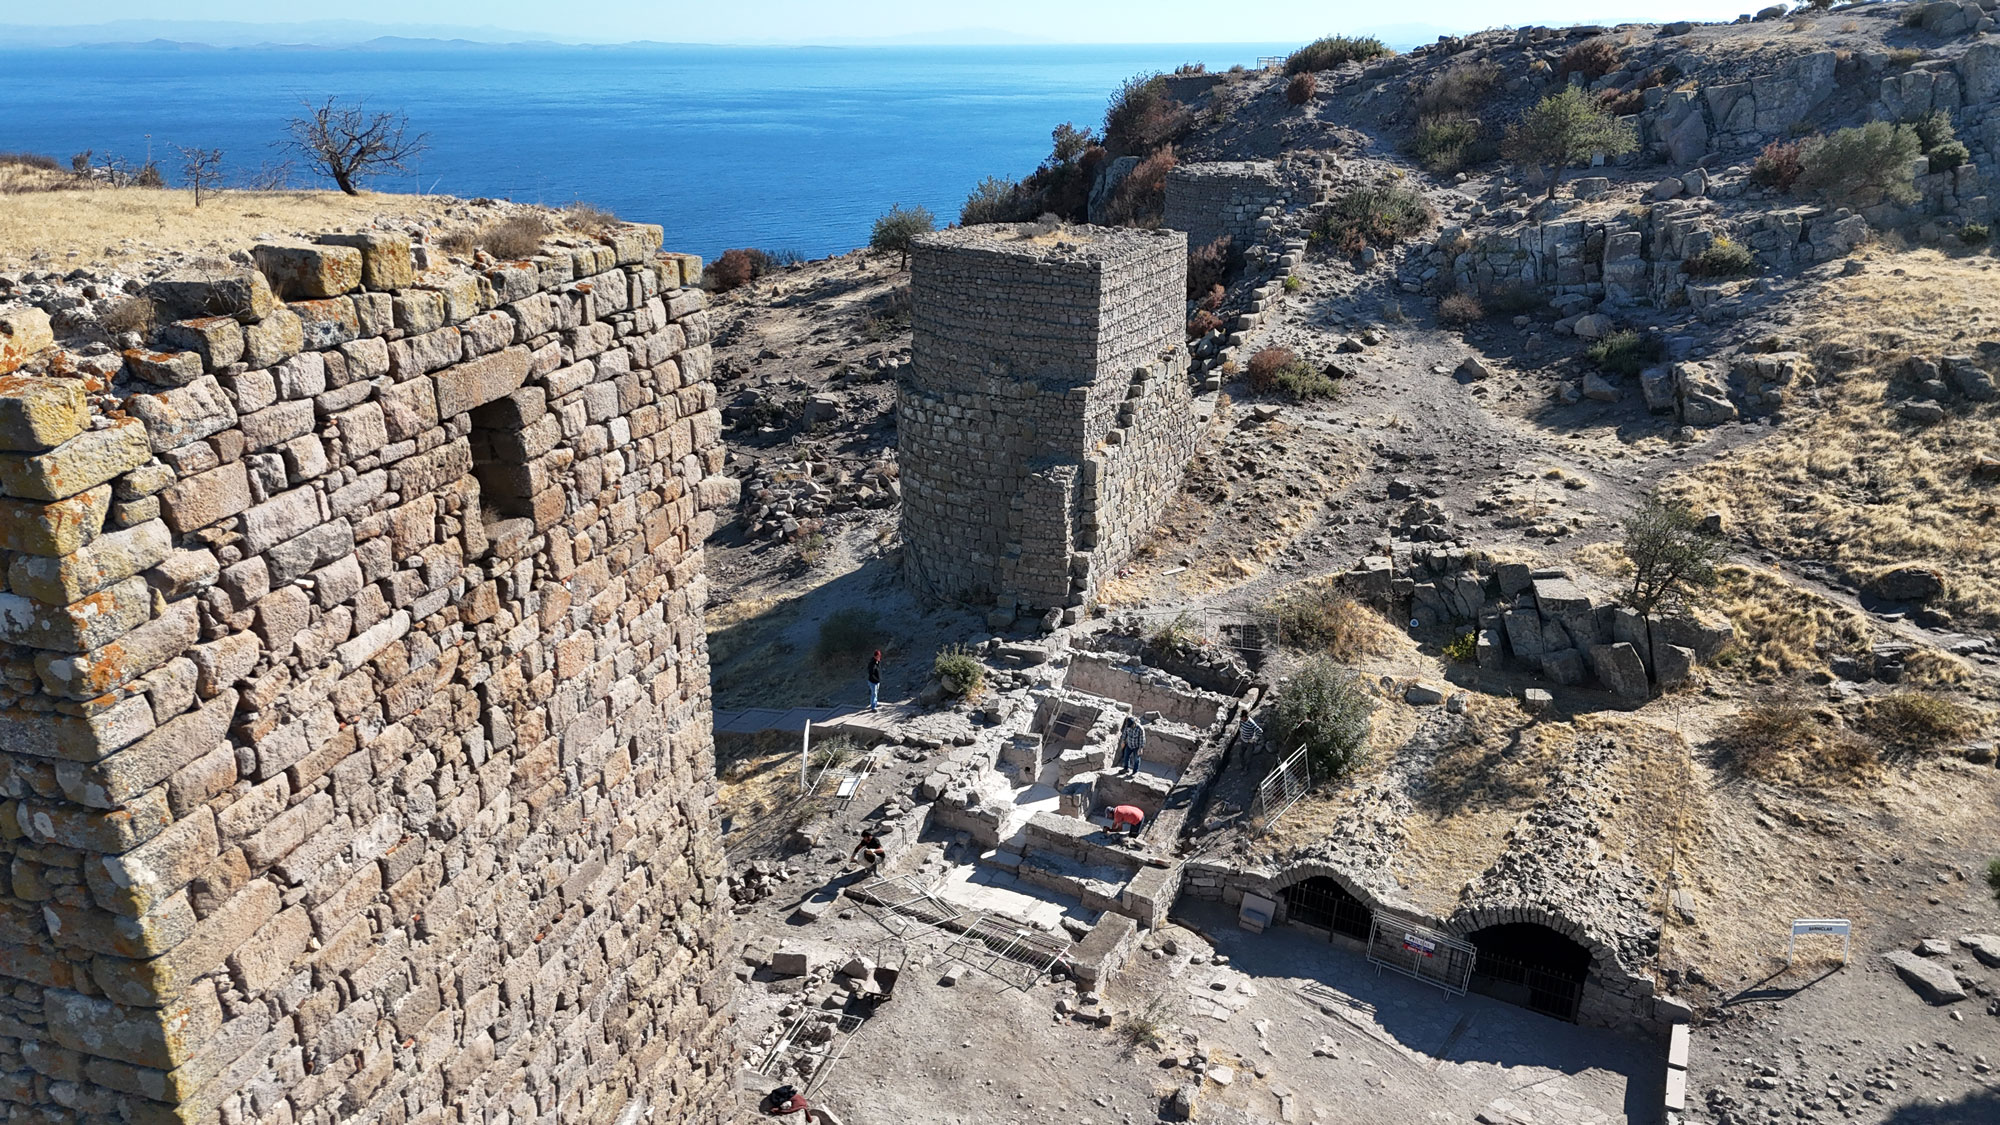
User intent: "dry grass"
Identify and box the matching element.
[0,160,80,196]
[1268,580,1395,662]
[0,187,457,271]
[1665,251,2000,628]
[715,728,834,859]
[1706,565,1872,680]
[1858,691,1981,755]
[1587,714,1707,892]
[1715,694,1880,788]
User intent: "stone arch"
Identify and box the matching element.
[1261,862,1400,939]
[1445,903,1620,976]
[1449,904,1617,1023]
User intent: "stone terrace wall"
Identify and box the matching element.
[899,224,1190,616]
[1163,162,1288,253]
[0,225,742,1123]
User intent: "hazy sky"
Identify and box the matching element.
[1,1,1771,44]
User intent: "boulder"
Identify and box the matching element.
[1900,401,1946,425]
[1640,366,1677,413]
[1521,687,1554,712]
[1868,564,1946,603]
[1649,178,1685,201]
[1673,362,1738,426]
[1958,934,2000,968]
[1457,355,1494,380]
[1404,683,1445,705]
[1541,648,1586,686]
[1651,610,1734,663]
[1942,355,1997,401]
[767,948,811,977]
[1882,950,1966,1004]
[1654,644,1696,690]
[1572,314,1614,340]
[1588,642,1650,700]
[1581,372,1622,402]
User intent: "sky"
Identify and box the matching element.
[0,0,1773,45]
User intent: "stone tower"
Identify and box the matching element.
[897,223,1193,616]
[0,228,741,1122]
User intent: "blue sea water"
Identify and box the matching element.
[0,43,1290,260]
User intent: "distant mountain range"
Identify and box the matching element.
[2,18,1467,52]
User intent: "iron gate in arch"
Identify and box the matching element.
[1281,876,1373,943]
[1365,917,1475,996]
[1466,948,1586,1022]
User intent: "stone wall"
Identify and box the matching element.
[898,224,1193,617]
[0,224,742,1123]
[1163,162,1289,253]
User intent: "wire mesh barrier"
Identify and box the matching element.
[1466,949,1586,1023]
[851,875,963,937]
[1365,917,1476,996]
[1281,876,1374,942]
[757,1010,868,1094]
[1254,746,1312,829]
[1122,607,1282,668]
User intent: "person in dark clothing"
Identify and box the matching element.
[851,828,884,871]
[761,1085,823,1121]
[1118,715,1146,774]
[867,649,882,712]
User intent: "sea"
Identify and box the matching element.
[1,43,1296,260]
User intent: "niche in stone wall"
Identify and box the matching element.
[467,383,562,549]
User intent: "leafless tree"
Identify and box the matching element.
[283,98,427,196]
[176,145,226,207]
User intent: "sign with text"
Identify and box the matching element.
[1787,918,1852,965]
[1402,934,1437,958]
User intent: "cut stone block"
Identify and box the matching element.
[317,230,415,290]
[0,484,113,557]
[0,307,57,376]
[0,372,88,451]
[253,243,363,299]
[0,416,152,501]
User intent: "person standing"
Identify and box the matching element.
[1118,715,1147,774]
[867,649,882,712]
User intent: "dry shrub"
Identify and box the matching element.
[0,152,61,171]
[1720,696,1876,786]
[1187,235,1236,297]
[1599,87,1647,116]
[1196,283,1224,313]
[1099,144,1176,227]
[1247,346,1297,387]
[1310,184,1434,255]
[1438,291,1484,324]
[1186,309,1224,340]
[98,297,156,340]
[1286,73,1317,106]
[1752,137,1805,192]
[1860,692,1979,754]
[562,201,618,233]
[709,248,771,292]
[1270,581,1388,662]
[477,214,550,260]
[1558,39,1621,82]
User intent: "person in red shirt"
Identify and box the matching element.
[1109,804,1145,837]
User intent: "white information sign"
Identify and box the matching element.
[1787,918,1852,964]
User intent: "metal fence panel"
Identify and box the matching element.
[1366,917,1476,996]
[1255,746,1312,828]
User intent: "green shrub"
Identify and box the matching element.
[1273,656,1376,782]
[1310,185,1434,255]
[1751,139,1805,191]
[962,175,1031,225]
[870,204,935,266]
[1961,223,1990,245]
[1441,632,1479,664]
[1149,612,1201,658]
[1927,139,1969,174]
[815,608,885,661]
[1798,122,1922,207]
[1586,330,1666,377]
[1683,237,1758,278]
[1246,346,1339,398]
[1417,61,1501,117]
[1285,36,1391,74]
[1504,88,1639,200]
[1410,114,1482,173]
[1621,496,1729,615]
[1103,72,1189,155]
[933,645,984,697]
[1988,858,2000,905]
[1283,274,1303,293]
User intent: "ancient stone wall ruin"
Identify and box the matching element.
[898,224,1193,616]
[0,226,741,1122]
[1163,162,1289,254]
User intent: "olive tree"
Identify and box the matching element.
[1272,656,1375,782]
[869,204,935,268]
[1621,497,1730,615]
[1504,87,1638,201]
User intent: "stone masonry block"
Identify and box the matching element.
[0,415,152,501]
[253,243,363,300]
[435,345,531,418]
[318,230,416,291]
[0,484,113,559]
[0,307,57,376]
[0,371,88,451]
[8,518,171,605]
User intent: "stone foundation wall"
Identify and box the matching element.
[0,225,742,1123]
[1164,162,1289,252]
[898,224,1191,614]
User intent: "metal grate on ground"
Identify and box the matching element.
[757,1010,868,1094]
[850,875,964,938]
[937,913,1072,991]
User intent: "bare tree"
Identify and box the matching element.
[283,98,427,196]
[176,146,226,207]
